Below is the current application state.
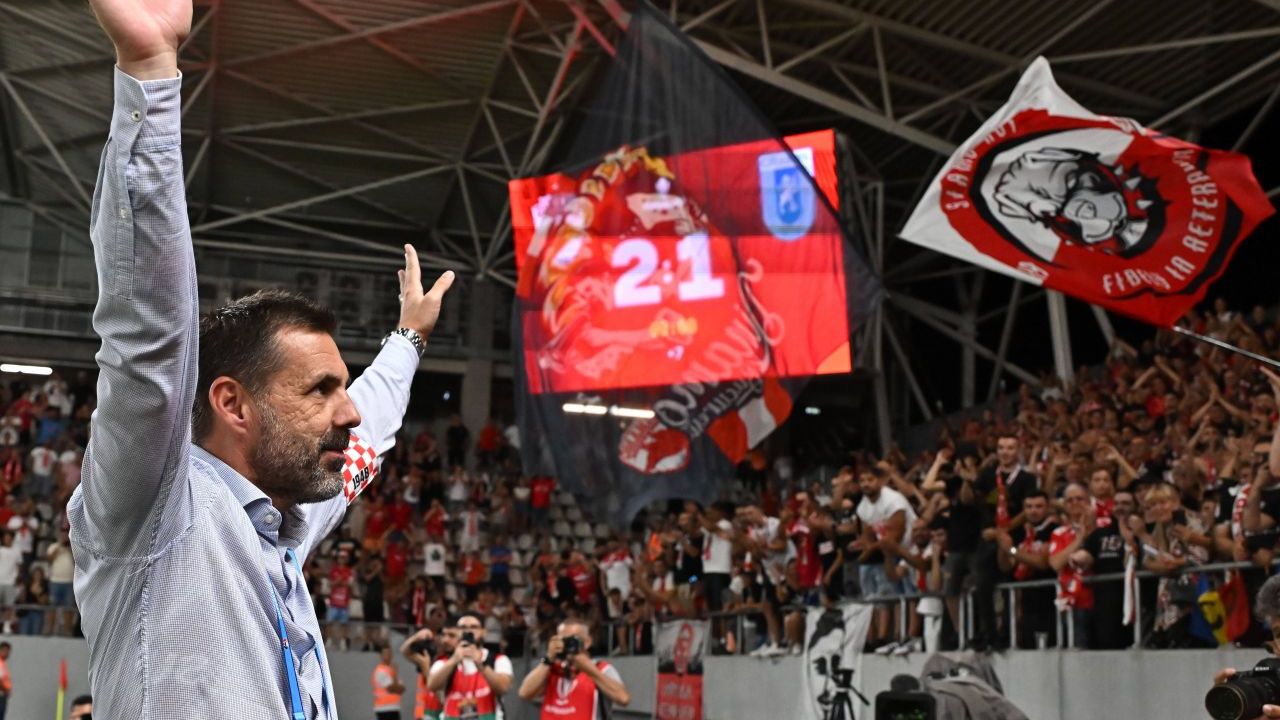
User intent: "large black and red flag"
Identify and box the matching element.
[902,58,1274,328]
[509,2,880,524]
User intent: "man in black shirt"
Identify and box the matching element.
[972,434,1038,648]
[993,491,1058,648]
[1074,490,1137,649]
[445,413,470,469]
[940,464,984,645]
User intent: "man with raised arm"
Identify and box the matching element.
[70,1,454,717]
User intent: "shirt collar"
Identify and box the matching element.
[191,444,309,548]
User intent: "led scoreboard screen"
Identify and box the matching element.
[510,130,851,394]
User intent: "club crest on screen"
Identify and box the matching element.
[758,147,816,242]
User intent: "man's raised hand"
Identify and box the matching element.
[89,0,191,80]
[398,244,456,340]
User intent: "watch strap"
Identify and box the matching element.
[384,327,426,357]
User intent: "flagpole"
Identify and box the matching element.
[1171,325,1280,371]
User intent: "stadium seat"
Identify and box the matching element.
[580,538,596,554]
[517,533,533,550]
[553,520,572,538]
[574,520,593,539]
[594,523,611,539]
[566,506,583,522]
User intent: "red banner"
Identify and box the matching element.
[656,621,707,720]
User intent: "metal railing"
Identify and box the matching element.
[578,559,1271,657]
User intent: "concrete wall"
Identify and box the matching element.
[0,633,1263,719]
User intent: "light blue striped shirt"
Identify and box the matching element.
[68,68,417,719]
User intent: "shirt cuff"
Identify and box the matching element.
[379,333,423,374]
[111,67,182,150]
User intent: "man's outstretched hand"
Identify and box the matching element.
[398,244,455,340]
[89,0,191,80]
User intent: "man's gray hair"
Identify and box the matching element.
[1255,575,1280,620]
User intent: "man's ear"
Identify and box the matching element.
[208,376,255,436]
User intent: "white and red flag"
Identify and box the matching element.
[901,57,1273,327]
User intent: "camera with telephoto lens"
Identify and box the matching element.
[1205,657,1280,720]
[409,637,435,656]
[560,636,582,659]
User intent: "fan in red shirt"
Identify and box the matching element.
[531,476,556,528]
[566,551,597,607]
[326,554,355,649]
[363,493,391,553]
[531,476,555,509]
[1049,484,1104,648]
[424,499,448,539]
[385,535,410,587]
[787,502,822,594]
[461,551,488,601]
[388,494,414,534]
[1088,466,1117,523]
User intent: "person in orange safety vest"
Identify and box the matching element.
[372,645,407,720]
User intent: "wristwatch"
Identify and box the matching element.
[383,327,426,358]
[540,656,555,667]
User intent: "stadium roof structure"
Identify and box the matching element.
[2,0,1278,443]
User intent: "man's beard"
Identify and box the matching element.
[249,399,350,506]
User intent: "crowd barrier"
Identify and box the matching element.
[584,557,1270,657]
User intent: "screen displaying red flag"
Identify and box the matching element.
[901,57,1274,327]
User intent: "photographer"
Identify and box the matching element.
[428,615,514,719]
[401,628,444,720]
[518,619,631,719]
[1211,575,1280,718]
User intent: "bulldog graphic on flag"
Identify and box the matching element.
[902,57,1273,327]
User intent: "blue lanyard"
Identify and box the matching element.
[270,548,332,720]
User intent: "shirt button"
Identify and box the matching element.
[265,512,277,525]
[130,110,142,122]
[118,207,128,220]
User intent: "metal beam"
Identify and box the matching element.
[755,0,772,68]
[1152,46,1280,129]
[1046,290,1073,385]
[1051,26,1280,63]
[519,19,584,172]
[776,26,862,75]
[986,281,1022,402]
[226,0,517,68]
[871,25,893,120]
[221,69,454,162]
[287,0,464,94]
[694,41,956,155]
[1091,305,1115,348]
[785,0,1163,110]
[899,0,1113,126]
[883,320,934,421]
[221,99,471,136]
[217,138,429,227]
[0,74,91,211]
[191,164,452,233]
[1234,82,1280,151]
[892,295,1042,387]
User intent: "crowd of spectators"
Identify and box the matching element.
[9,299,1280,661]
[0,371,91,637]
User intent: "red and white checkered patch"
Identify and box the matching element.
[341,433,379,504]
